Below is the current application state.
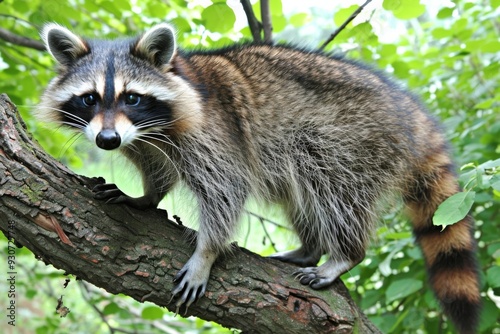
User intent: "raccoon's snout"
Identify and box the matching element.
[96,129,121,150]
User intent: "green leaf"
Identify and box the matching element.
[289,13,310,27]
[141,306,164,320]
[201,3,236,33]
[473,98,495,109]
[386,278,423,303]
[382,0,400,10]
[480,40,500,53]
[146,2,168,18]
[384,232,412,240]
[100,1,122,18]
[452,18,468,32]
[13,0,30,12]
[379,44,397,57]
[432,191,475,229]
[479,158,500,169]
[432,27,452,39]
[334,5,359,27]
[479,298,500,331]
[392,60,410,78]
[437,7,454,19]
[270,0,283,16]
[103,302,120,315]
[26,289,38,299]
[486,266,500,288]
[272,15,287,33]
[384,0,425,20]
[492,0,500,8]
[465,39,484,52]
[171,17,191,34]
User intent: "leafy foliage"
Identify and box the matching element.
[0,0,499,333]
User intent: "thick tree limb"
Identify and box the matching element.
[0,94,381,333]
[319,0,373,51]
[0,27,46,51]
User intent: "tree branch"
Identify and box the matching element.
[0,94,381,333]
[0,27,46,51]
[260,0,273,43]
[240,0,262,42]
[319,0,373,51]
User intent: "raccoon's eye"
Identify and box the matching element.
[125,94,141,106]
[82,94,97,107]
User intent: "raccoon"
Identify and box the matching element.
[38,23,480,333]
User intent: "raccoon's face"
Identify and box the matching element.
[38,23,201,151]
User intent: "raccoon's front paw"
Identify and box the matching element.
[171,256,213,311]
[92,183,156,210]
[93,183,131,205]
[93,183,126,200]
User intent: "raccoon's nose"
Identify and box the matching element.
[96,129,121,150]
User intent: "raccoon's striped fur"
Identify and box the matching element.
[38,23,480,333]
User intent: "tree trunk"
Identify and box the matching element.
[0,94,381,333]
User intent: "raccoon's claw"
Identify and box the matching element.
[294,267,335,289]
[93,184,132,205]
[171,266,208,311]
[170,254,214,311]
[293,260,352,289]
[93,183,125,199]
[293,267,325,287]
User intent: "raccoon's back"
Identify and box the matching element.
[185,44,426,144]
[181,45,435,198]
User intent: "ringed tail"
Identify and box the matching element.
[405,147,481,334]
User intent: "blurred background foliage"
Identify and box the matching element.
[0,0,499,333]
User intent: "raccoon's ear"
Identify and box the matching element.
[132,24,176,67]
[41,24,89,66]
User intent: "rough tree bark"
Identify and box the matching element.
[0,94,382,333]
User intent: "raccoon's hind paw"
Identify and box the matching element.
[171,262,210,311]
[293,259,352,290]
[293,267,335,289]
[92,184,157,210]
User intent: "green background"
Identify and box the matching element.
[0,0,499,333]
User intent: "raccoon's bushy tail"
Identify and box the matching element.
[404,150,481,334]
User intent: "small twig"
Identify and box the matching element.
[260,0,273,43]
[79,282,117,333]
[253,214,278,252]
[0,14,39,28]
[319,0,373,51]
[245,210,291,230]
[0,27,45,51]
[240,0,262,42]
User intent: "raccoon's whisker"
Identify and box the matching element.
[59,121,86,130]
[139,133,181,152]
[124,142,141,157]
[39,106,89,127]
[135,109,202,129]
[43,119,87,131]
[134,137,182,180]
[138,130,173,140]
[58,133,84,158]
[135,119,172,129]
